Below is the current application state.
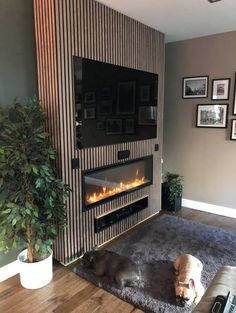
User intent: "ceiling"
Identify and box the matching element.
[97,0,236,43]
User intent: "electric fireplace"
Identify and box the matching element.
[82,156,153,210]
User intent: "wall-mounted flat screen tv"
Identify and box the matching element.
[73,56,158,149]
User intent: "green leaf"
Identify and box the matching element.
[12,218,17,226]
[31,165,38,174]
[2,209,11,214]
[35,178,42,188]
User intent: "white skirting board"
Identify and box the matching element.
[0,260,19,283]
[182,198,236,219]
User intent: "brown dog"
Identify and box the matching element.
[82,249,141,288]
[173,254,205,307]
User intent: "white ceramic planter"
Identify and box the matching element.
[17,249,53,289]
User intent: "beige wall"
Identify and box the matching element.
[164,31,236,210]
[0,0,37,106]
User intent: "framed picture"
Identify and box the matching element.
[230,120,236,140]
[138,106,157,125]
[140,85,151,102]
[84,107,95,120]
[183,76,208,98]
[196,104,228,128]
[125,119,135,134]
[211,78,230,100]
[84,91,96,104]
[106,119,122,135]
[233,73,236,115]
[117,81,136,114]
[97,100,113,115]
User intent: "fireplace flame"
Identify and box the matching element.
[86,174,146,205]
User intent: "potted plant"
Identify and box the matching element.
[162,172,183,212]
[0,97,70,289]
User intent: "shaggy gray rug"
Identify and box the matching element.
[74,214,236,313]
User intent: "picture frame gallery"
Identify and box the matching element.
[182,72,236,141]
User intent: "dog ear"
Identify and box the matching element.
[188,278,195,290]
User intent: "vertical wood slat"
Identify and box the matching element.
[34,0,165,264]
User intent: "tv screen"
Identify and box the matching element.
[73,56,158,149]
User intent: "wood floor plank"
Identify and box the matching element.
[0,208,235,313]
[53,283,98,313]
[92,292,136,313]
[35,277,92,313]
[1,270,86,313]
[69,288,112,313]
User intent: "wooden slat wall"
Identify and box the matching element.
[34,0,165,264]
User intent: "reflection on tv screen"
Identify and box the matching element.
[73,56,158,149]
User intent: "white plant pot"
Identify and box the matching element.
[17,249,53,289]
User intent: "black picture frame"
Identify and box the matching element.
[106,119,122,135]
[138,106,157,125]
[84,107,96,120]
[211,78,230,101]
[182,76,208,99]
[117,81,136,114]
[230,119,236,140]
[196,104,228,128]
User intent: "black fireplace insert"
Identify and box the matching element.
[82,156,153,210]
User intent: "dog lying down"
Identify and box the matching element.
[174,254,205,307]
[82,249,141,288]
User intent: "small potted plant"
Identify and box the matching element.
[0,97,70,289]
[162,172,183,212]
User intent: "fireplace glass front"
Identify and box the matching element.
[83,156,153,210]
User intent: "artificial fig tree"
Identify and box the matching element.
[0,98,70,263]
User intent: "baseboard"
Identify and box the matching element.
[182,198,236,219]
[0,260,19,283]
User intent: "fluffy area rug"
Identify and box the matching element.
[74,214,236,313]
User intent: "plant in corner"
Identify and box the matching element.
[162,172,183,212]
[0,97,70,289]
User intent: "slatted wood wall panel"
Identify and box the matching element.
[34,0,165,264]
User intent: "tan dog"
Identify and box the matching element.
[173,254,205,307]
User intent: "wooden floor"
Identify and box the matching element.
[0,208,235,313]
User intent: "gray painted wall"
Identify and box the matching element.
[164,31,236,209]
[0,0,37,266]
[0,0,37,106]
